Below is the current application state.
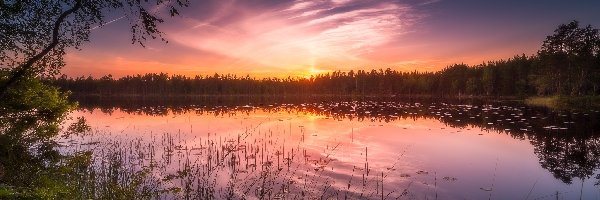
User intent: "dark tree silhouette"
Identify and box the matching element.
[535,20,600,95]
[45,59,543,97]
[0,0,189,96]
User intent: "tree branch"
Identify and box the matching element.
[0,0,82,97]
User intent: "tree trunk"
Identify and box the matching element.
[0,0,82,98]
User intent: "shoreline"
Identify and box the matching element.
[66,93,522,99]
[525,96,600,109]
[67,93,600,110]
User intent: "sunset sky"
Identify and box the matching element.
[64,0,600,78]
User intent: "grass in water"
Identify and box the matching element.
[525,96,600,109]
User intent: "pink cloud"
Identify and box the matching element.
[169,0,423,73]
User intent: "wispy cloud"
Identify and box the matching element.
[170,0,424,72]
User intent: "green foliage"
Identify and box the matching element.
[0,72,161,198]
[0,0,191,194]
[0,71,75,145]
[0,71,78,199]
[535,20,600,96]
[1,1,193,199]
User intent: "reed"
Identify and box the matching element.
[59,121,426,199]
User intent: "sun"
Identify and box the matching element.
[302,67,326,79]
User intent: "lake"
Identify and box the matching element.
[61,97,600,199]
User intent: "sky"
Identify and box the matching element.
[63,0,600,78]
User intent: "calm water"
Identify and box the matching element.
[61,97,600,199]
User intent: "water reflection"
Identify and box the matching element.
[70,97,600,199]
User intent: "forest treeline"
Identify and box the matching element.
[52,21,600,97]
